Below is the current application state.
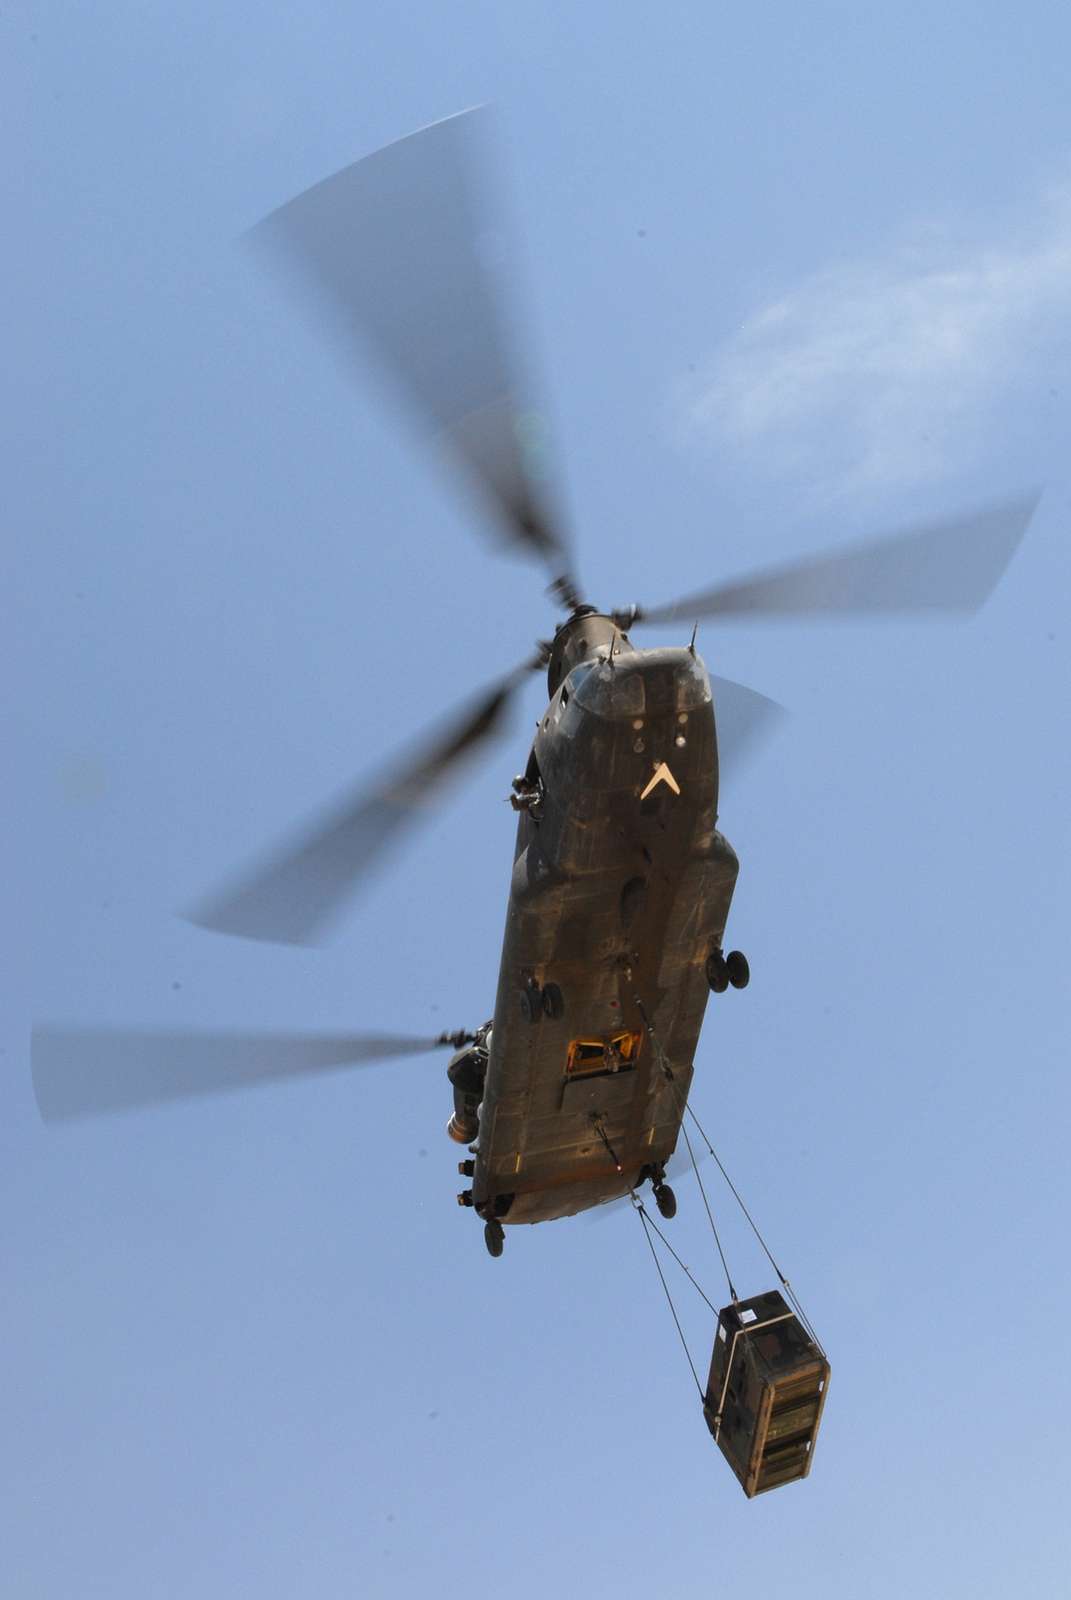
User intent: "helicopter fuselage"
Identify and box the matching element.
[468,616,740,1225]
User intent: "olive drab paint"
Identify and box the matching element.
[461,612,744,1228]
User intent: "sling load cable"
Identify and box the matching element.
[630,984,738,1303]
[632,977,823,1356]
[631,1192,704,1401]
[591,1109,716,1398]
[681,1097,825,1356]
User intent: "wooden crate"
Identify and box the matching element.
[702,1289,829,1498]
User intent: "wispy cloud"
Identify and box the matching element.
[681,184,1071,499]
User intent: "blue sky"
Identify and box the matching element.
[7,3,1070,1596]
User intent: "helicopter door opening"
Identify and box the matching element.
[565,1028,643,1080]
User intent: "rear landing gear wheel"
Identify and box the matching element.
[484,1219,505,1258]
[705,952,729,994]
[654,1183,677,1220]
[726,950,750,989]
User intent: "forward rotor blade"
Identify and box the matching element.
[32,1026,466,1122]
[186,658,538,945]
[711,675,787,779]
[250,108,576,591]
[634,492,1038,626]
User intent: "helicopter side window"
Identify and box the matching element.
[558,664,596,738]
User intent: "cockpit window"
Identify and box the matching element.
[565,660,596,696]
[675,655,712,710]
[573,660,645,717]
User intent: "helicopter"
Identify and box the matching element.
[32,109,1036,1271]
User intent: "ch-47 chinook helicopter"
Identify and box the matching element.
[33,110,1035,1276]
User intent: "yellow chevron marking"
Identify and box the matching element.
[640,762,681,800]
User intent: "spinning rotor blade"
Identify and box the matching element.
[32,1025,472,1122]
[710,675,786,778]
[251,108,578,597]
[632,493,1038,627]
[186,656,540,945]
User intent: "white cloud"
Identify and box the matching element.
[682,185,1071,499]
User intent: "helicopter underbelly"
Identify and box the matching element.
[473,647,739,1225]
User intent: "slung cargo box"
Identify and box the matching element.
[703,1289,829,1497]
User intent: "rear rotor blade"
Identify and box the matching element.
[251,108,577,594]
[185,656,539,945]
[633,493,1038,626]
[32,1025,470,1122]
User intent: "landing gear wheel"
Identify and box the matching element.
[705,952,729,994]
[542,982,564,1020]
[726,950,750,989]
[484,1219,505,1258]
[519,983,541,1025]
[654,1183,677,1220]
